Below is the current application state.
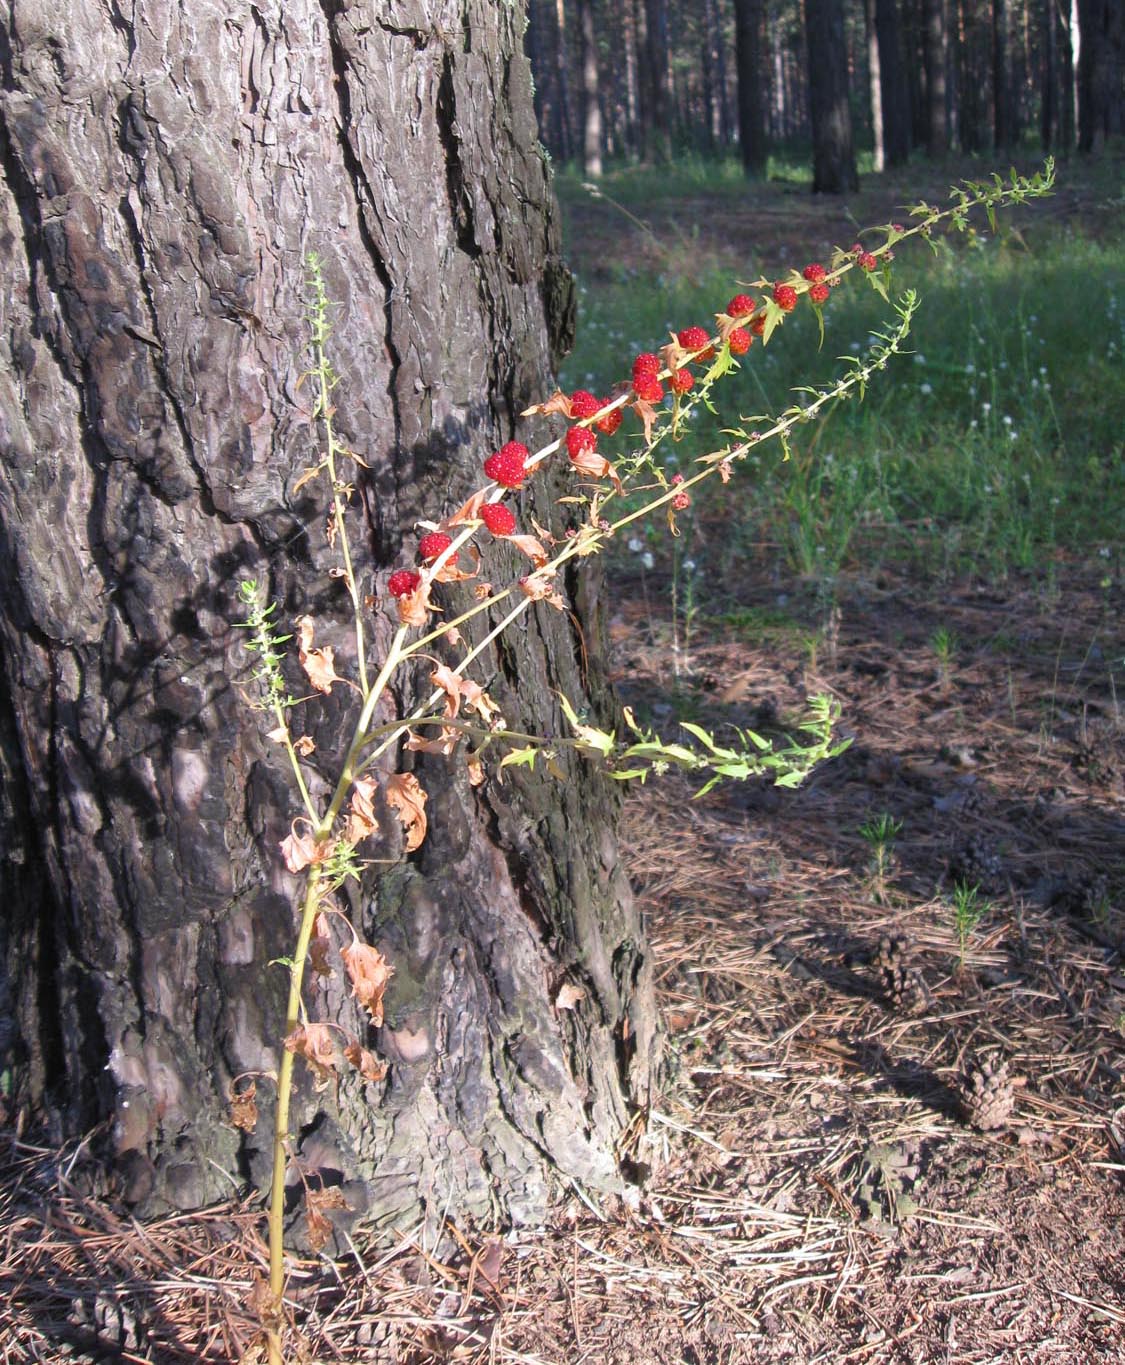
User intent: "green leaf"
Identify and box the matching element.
[499,746,539,772]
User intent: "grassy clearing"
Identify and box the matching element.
[559,189,1125,588]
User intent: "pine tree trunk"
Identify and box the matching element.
[994,0,1013,149]
[0,0,656,1238]
[875,0,913,164]
[923,0,950,153]
[735,0,768,176]
[642,0,673,161]
[579,0,604,175]
[806,0,860,193]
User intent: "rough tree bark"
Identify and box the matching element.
[0,0,656,1238]
[805,0,859,194]
[734,0,768,177]
[578,0,603,175]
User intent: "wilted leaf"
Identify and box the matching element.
[280,823,330,874]
[405,727,459,756]
[521,387,573,418]
[505,533,549,566]
[308,911,334,978]
[294,734,316,756]
[284,1022,337,1085]
[386,772,428,852]
[445,489,488,528]
[305,1187,350,1253]
[296,616,343,694]
[461,681,501,724]
[229,1080,258,1133]
[466,753,485,786]
[396,582,433,628]
[344,1040,389,1083]
[630,396,660,443]
[343,775,379,847]
[554,982,585,1010]
[431,664,465,719]
[341,940,394,1026]
[566,447,615,482]
[519,571,565,610]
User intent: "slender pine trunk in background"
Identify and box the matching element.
[735,0,768,176]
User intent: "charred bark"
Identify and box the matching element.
[0,0,655,1237]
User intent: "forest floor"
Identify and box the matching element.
[2,153,1124,1362]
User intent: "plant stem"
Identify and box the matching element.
[267,865,325,1365]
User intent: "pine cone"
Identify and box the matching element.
[958,1055,1016,1132]
[883,960,925,1012]
[948,835,1004,894]
[873,936,924,1013]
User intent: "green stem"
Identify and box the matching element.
[266,865,325,1365]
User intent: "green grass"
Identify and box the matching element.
[560,217,1125,584]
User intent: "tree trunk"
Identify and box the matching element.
[0,0,655,1237]
[579,0,604,175]
[735,0,769,176]
[923,0,950,153]
[641,0,673,161]
[994,0,1013,149]
[866,0,887,171]
[875,0,913,164]
[1077,0,1116,150]
[806,0,860,193]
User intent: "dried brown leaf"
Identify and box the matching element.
[405,728,460,756]
[504,533,549,566]
[296,616,344,694]
[308,911,334,978]
[396,583,433,628]
[344,775,379,846]
[284,1022,337,1085]
[341,940,394,1026]
[280,824,330,875]
[229,1080,258,1133]
[521,388,573,418]
[445,489,488,528]
[386,772,428,852]
[294,734,316,756]
[431,663,464,719]
[344,1040,389,1083]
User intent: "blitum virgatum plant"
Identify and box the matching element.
[233,163,1054,1362]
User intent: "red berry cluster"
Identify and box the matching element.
[728,327,751,356]
[566,425,598,459]
[802,263,827,283]
[632,352,664,404]
[388,569,421,599]
[418,531,454,563]
[483,440,529,488]
[773,283,797,313]
[727,293,755,318]
[569,389,601,420]
[677,325,714,362]
[480,502,516,536]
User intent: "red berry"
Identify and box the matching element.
[773,283,797,312]
[802,263,827,283]
[480,502,516,536]
[672,491,691,510]
[388,569,421,599]
[570,389,600,419]
[671,473,684,485]
[727,293,755,318]
[728,326,751,355]
[418,531,454,562]
[808,282,830,306]
[483,440,528,488]
[677,325,714,360]
[669,368,693,394]
[566,426,597,459]
[750,314,767,337]
[632,352,660,380]
[858,252,878,272]
[596,405,623,435]
[634,376,664,404]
